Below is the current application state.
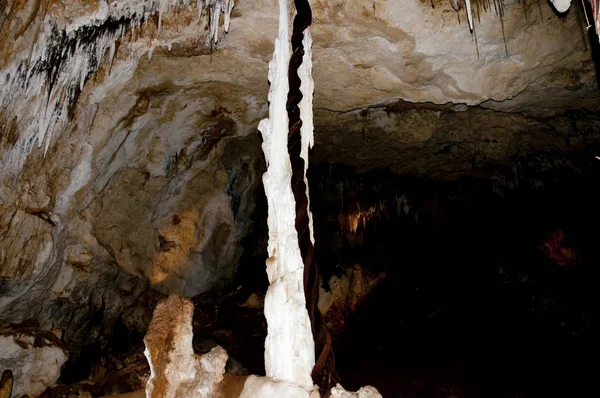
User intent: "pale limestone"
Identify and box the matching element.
[330,384,383,398]
[0,332,68,398]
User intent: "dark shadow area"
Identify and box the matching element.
[309,154,600,397]
[59,316,137,385]
[234,176,269,298]
[60,341,103,384]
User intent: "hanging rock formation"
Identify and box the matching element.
[240,0,316,395]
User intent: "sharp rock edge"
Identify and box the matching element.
[0,0,234,178]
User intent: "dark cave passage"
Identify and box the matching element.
[307,156,600,397]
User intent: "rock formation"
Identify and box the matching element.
[238,0,380,396]
[0,0,260,362]
[0,327,68,397]
[330,384,383,398]
[237,0,316,396]
[0,0,596,346]
[0,370,13,398]
[318,264,386,339]
[144,293,229,398]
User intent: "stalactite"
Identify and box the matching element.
[199,0,235,44]
[0,0,234,178]
[499,3,509,56]
[465,0,474,31]
[447,0,585,40]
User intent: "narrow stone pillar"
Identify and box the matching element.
[239,0,316,396]
[258,0,315,388]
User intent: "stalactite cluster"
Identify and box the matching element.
[446,0,582,57]
[0,0,234,178]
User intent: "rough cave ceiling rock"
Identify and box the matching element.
[0,0,599,348]
[2,0,596,177]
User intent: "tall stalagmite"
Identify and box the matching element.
[240,0,316,395]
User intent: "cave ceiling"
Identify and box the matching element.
[1,0,598,178]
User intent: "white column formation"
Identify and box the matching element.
[241,2,382,396]
[594,1,600,44]
[255,0,315,392]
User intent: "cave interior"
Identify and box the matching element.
[1,0,600,397]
